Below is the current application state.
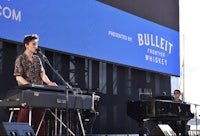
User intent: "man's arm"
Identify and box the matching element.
[15,76,29,85]
[41,71,57,86]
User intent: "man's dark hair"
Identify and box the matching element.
[174,89,181,93]
[23,34,39,46]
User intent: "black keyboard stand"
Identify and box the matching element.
[36,108,76,136]
[37,49,73,136]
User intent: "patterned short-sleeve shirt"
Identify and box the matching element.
[13,53,44,84]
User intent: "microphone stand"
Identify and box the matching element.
[37,48,72,136]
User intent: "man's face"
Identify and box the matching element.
[174,91,181,99]
[25,39,38,53]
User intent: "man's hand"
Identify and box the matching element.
[47,81,57,86]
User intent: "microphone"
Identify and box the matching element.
[36,47,47,60]
[36,48,41,53]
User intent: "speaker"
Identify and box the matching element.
[0,122,35,136]
[149,124,176,136]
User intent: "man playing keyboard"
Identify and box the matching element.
[13,34,57,135]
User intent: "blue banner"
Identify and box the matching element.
[0,0,180,76]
